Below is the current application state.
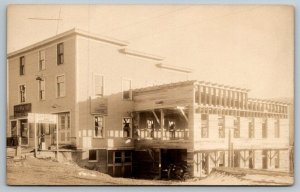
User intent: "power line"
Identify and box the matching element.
[103,6,191,34]
[128,6,260,42]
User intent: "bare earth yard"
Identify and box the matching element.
[6,149,293,186]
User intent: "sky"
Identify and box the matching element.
[7,5,294,99]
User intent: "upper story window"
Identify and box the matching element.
[38,78,45,100]
[122,117,132,138]
[94,75,104,96]
[57,43,64,65]
[19,84,26,103]
[122,79,132,100]
[39,50,46,70]
[19,56,25,75]
[94,116,104,138]
[57,75,65,97]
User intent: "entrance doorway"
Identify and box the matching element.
[107,150,132,177]
[161,149,187,179]
[19,119,28,145]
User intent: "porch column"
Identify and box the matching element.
[160,109,164,140]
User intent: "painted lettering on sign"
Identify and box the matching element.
[14,103,31,117]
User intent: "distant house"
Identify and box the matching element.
[7,29,292,178]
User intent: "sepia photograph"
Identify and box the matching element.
[6,4,294,185]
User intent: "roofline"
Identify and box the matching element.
[156,63,192,73]
[119,48,164,61]
[7,28,129,58]
[247,98,291,105]
[196,81,250,92]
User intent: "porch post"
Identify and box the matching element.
[160,109,164,140]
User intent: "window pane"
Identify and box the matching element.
[20,85,26,102]
[95,116,103,137]
[89,150,97,161]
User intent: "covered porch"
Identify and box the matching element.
[133,107,190,141]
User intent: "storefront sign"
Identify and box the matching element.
[90,96,108,115]
[28,113,58,124]
[14,103,31,117]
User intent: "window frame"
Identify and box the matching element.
[38,50,46,71]
[19,56,25,76]
[57,42,64,65]
[56,74,66,98]
[88,149,98,162]
[19,84,26,103]
[122,117,132,138]
[94,116,104,138]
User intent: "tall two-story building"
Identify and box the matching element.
[7,28,292,178]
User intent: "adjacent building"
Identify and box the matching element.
[7,28,292,178]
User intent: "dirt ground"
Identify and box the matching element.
[6,149,293,186]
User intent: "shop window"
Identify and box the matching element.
[115,151,122,163]
[89,150,98,162]
[57,75,65,97]
[19,85,26,103]
[122,79,132,100]
[94,116,104,138]
[124,151,132,163]
[122,117,131,138]
[20,56,25,75]
[39,50,46,70]
[57,43,64,65]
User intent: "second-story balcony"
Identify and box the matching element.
[133,108,190,142]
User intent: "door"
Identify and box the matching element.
[19,119,28,145]
[108,150,132,177]
[9,121,18,146]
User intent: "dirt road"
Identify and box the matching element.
[6,155,293,186]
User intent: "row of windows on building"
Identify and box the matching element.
[195,86,288,114]
[19,43,64,76]
[200,114,280,139]
[197,107,288,119]
[18,75,132,103]
[18,75,65,103]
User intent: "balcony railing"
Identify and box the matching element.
[135,128,189,140]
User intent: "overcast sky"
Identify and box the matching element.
[7,5,294,99]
